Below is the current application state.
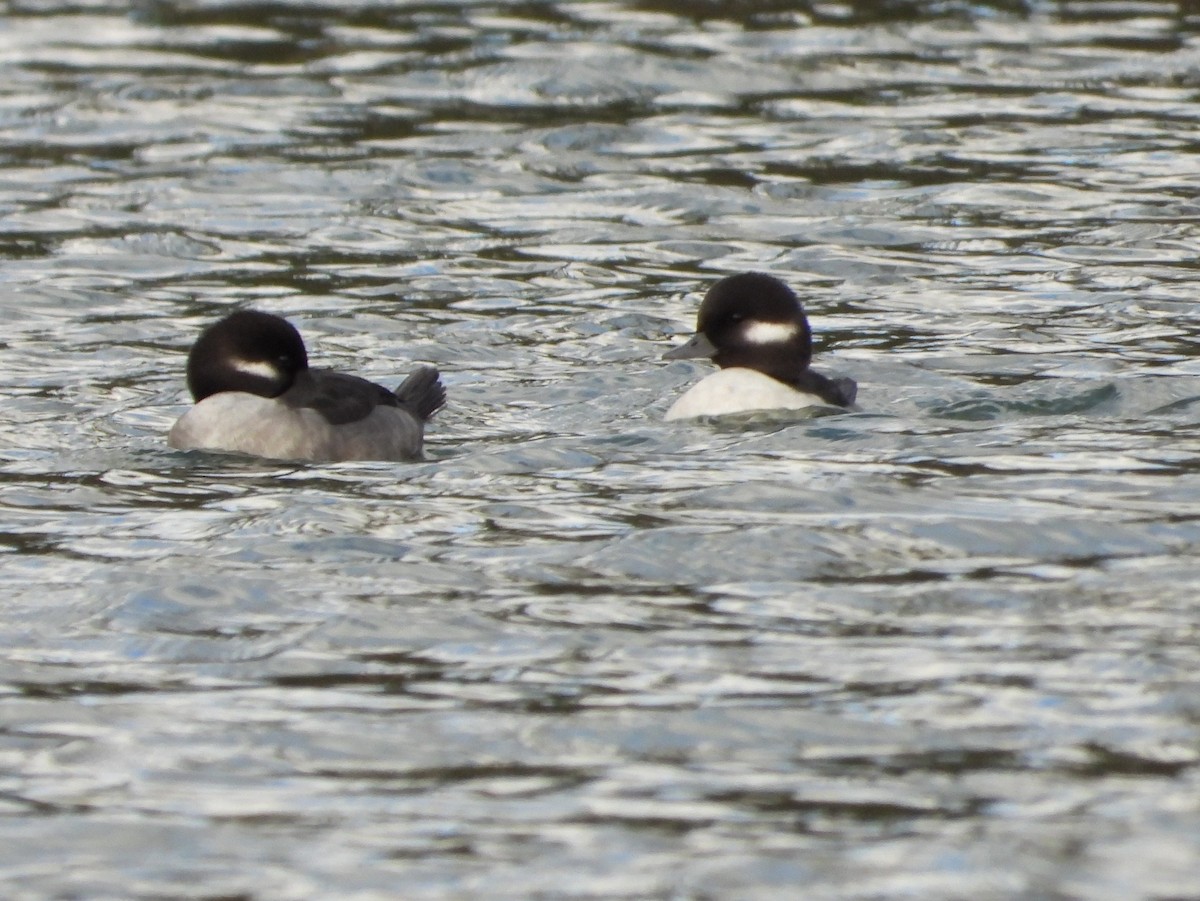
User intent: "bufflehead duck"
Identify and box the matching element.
[662,272,856,420]
[168,310,445,462]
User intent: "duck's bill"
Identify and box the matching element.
[663,332,717,360]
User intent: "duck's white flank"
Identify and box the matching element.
[664,368,827,421]
[169,392,425,462]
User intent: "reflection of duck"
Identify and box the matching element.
[169,310,444,462]
[663,272,857,420]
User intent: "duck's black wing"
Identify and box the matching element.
[284,369,401,425]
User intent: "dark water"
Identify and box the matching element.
[3,1,1200,897]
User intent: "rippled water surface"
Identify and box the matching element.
[4,1,1200,897]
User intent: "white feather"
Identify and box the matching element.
[230,358,282,381]
[742,320,798,345]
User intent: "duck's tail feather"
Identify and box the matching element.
[395,366,446,421]
[797,369,857,407]
[831,376,857,407]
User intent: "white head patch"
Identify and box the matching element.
[231,358,283,382]
[742,320,799,345]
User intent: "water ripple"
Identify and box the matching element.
[3,1,1200,898]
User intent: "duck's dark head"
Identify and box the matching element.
[186,310,309,402]
[664,272,813,383]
